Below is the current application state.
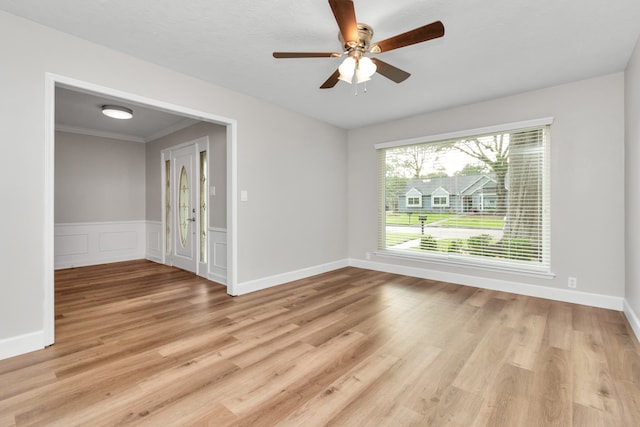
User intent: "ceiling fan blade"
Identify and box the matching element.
[273,52,341,58]
[320,69,341,89]
[371,58,411,83]
[370,21,444,53]
[328,0,359,46]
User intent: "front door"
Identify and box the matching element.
[172,144,197,272]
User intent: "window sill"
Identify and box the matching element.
[374,249,555,280]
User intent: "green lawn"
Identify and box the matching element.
[385,212,455,226]
[385,212,504,229]
[385,232,423,246]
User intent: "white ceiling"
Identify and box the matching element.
[55,87,199,143]
[3,0,640,130]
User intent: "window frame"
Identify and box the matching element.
[405,188,423,208]
[407,196,421,207]
[431,195,449,208]
[375,118,553,277]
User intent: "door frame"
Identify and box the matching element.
[44,73,239,346]
[161,137,209,275]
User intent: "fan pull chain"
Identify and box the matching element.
[354,82,368,96]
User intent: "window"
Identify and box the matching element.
[377,119,551,274]
[178,166,190,247]
[406,188,423,208]
[432,196,448,207]
[199,150,207,263]
[431,187,450,208]
[165,159,171,254]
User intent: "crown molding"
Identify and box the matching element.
[55,124,145,143]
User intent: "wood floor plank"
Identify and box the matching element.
[0,260,639,426]
[506,313,547,370]
[471,363,532,427]
[571,330,619,414]
[546,301,573,350]
[279,352,401,427]
[452,323,514,394]
[315,341,441,426]
[526,346,572,426]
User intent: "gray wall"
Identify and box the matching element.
[348,73,625,299]
[55,131,145,223]
[0,11,348,343]
[145,122,227,229]
[626,35,640,318]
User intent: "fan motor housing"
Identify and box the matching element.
[339,23,374,51]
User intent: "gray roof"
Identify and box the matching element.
[403,174,497,196]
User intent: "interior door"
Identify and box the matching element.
[172,144,197,273]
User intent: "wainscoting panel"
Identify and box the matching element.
[55,221,145,269]
[209,227,227,285]
[145,221,163,263]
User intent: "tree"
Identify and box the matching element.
[452,135,509,214]
[384,175,408,212]
[503,129,543,259]
[453,130,545,260]
[426,164,449,178]
[454,163,489,176]
[395,145,429,178]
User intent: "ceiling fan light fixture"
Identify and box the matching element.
[338,56,356,83]
[356,56,376,83]
[101,105,133,120]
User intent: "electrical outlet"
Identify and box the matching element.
[568,277,577,289]
[365,252,371,260]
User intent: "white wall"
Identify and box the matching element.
[54,130,146,269]
[55,131,145,223]
[625,35,640,334]
[348,73,625,305]
[0,11,347,357]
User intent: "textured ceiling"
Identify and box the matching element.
[2,0,640,129]
[55,87,199,143]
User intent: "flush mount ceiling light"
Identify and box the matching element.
[101,105,133,120]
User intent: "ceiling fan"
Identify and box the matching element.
[273,0,445,89]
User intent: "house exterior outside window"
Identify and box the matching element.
[431,187,450,208]
[377,118,552,275]
[405,188,423,208]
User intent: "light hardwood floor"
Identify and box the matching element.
[1,260,639,426]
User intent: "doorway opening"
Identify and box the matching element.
[44,73,238,347]
[161,137,213,277]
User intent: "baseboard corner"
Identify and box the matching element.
[623,299,640,342]
[235,259,349,296]
[0,330,45,361]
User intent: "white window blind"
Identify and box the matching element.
[377,121,551,273]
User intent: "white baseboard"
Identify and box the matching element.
[232,257,623,311]
[349,259,624,311]
[0,330,44,361]
[234,259,349,296]
[145,255,163,264]
[55,221,146,269]
[624,299,640,342]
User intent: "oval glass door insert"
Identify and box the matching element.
[178,166,190,247]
